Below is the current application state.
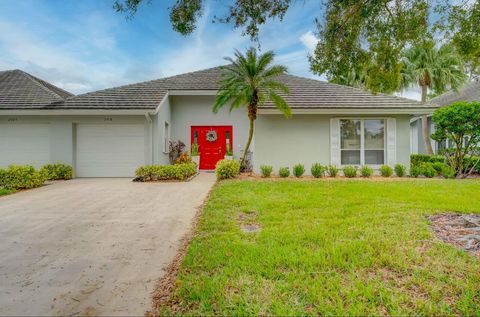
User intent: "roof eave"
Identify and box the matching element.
[259,107,436,115]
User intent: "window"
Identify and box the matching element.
[163,121,169,153]
[340,119,385,165]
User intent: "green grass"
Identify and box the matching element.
[159,179,480,315]
[0,188,13,196]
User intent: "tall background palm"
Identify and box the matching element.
[213,48,291,167]
[401,41,467,154]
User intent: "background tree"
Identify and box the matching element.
[213,48,291,167]
[114,0,477,92]
[435,0,480,80]
[431,101,480,178]
[401,42,467,154]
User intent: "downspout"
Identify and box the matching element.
[145,112,154,164]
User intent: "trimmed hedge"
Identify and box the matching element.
[40,163,73,180]
[215,159,240,180]
[410,154,480,175]
[410,154,445,166]
[135,163,197,181]
[0,165,47,190]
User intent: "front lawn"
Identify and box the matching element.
[158,179,480,315]
[0,188,13,196]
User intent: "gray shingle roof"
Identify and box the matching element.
[429,79,480,107]
[0,69,73,109]
[5,66,432,110]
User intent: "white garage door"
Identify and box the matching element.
[0,124,51,168]
[76,124,145,177]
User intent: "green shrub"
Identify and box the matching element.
[0,165,47,190]
[421,163,437,178]
[279,167,290,178]
[441,165,456,179]
[359,165,373,177]
[326,165,339,177]
[410,154,445,166]
[310,163,325,178]
[431,162,445,175]
[135,163,197,181]
[260,165,273,178]
[343,165,357,178]
[215,160,240,180]
[379,165,393,177]
[40,163,73,180]
[394,164,406,177]
[410,165,421,178]
[293,164,305,178]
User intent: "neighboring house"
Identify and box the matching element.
[410,79,480,154]
[1,67,436,177]
[0,69,74,167]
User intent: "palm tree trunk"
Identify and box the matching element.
[240,116,254,169]
[420,84,434,154]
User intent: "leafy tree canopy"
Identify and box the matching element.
[114,0,479,91]
[431,101,480,178]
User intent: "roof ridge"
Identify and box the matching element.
[66,65,225,101]
[16,70,72,100]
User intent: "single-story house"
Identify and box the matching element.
[1,67,437,177]
[410,79,480,154]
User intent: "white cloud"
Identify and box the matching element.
[299,31,318,53]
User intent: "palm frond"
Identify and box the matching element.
[269,92,291,118]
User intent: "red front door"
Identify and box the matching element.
[191,126,233,170]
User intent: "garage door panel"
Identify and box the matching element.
[76,124,145,177]
[0,124,51,168]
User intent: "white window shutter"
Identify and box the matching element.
[387,118,397,166]
[330,118,340,166]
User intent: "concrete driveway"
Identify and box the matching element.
[0,173,216,316]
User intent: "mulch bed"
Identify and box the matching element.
[429,213,480,257]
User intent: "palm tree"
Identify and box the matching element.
[401,42,467,154]
[213,48,291,167]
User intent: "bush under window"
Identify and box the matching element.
[360,165,373,177]
[343,165,357,178]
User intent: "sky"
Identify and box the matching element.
[0,0,420,99]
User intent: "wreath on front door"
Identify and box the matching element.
[206,130,218,142]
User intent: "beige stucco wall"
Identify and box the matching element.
[169,95,250,159]
[254,114,411,174]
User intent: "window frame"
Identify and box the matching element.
[163,121,170,154]
[339,118,387,167]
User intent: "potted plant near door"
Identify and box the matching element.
[191,143,200,169]
[224,144,233,160]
